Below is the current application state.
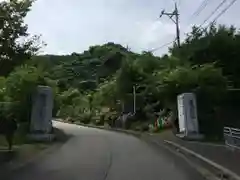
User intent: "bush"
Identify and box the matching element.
[4,65,47,123]
[141,124,149,132]
[0,102,14,121]
[6,65,46,101]
[130,121,149,132]
[58,88,82,105]
[56,91,92,122]
[57,105,75,119]
[94,114,105,126]
[104,111,118,127]
[79,112,92,124]
[0,77,6,101]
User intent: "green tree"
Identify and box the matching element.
[44,43,130,92]
[0,76,6,101]
[6,65,46,122]
[93,78,118,108]
[0,0,40,76]
[171,24,240,87]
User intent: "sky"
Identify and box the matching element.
[23,0,240,56]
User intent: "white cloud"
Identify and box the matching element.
[23,0,240,56]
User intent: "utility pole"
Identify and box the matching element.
[133,86,136,114]
[160,2,180,48]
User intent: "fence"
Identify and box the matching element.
[224,127,240,149]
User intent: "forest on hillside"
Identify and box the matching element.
[1,0,240,139]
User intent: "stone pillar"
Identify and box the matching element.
[29,86,54,141]
[177,93,204,140]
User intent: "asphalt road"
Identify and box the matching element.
[7,121,205,180]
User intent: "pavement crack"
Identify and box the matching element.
[102,136,113,180]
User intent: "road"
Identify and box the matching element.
[8,121,205,180]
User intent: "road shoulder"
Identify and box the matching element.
[0,127,71,177]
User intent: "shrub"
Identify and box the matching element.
[0,102,13,121]
[104,111,118,127]
[56,90,91,122]
[94,114,105,126]
[79,111,92,124]
[0,77,7,101]
[141,124,149,132]
[57,105,75,119]
[5,65,46,123]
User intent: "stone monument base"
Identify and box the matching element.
[176,132,205,141]
[27,133,55,142]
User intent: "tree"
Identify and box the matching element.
[5,65,46,122]
[0,76,6,101]
[44,43,130,92]
[154,63,227,105]
[171,24,240,87]
[0,0,40,76]
[93,78,118,108]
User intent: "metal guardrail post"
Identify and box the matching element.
[224,126,240,150]
[230,128,235,147]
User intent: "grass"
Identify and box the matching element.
[0,131,30,147]
[0,136,7,146]
[0,133,50,167]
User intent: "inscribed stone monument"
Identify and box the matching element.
[30,86,53,140]
[177,93,203,139]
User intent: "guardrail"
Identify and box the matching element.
[224,127,240,149]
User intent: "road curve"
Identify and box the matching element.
[8,121,205,180]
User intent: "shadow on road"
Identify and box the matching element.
[53,127,73,143]
[0,128,72,176]
[0,150,16,164]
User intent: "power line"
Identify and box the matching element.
[206,0,238,28]
[212,0,237,22]
[200,0,228,27]
[184,0,211,35]
[149,40,175,53]
[190,0,210,19]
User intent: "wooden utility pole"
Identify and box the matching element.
[160,2,180,48]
